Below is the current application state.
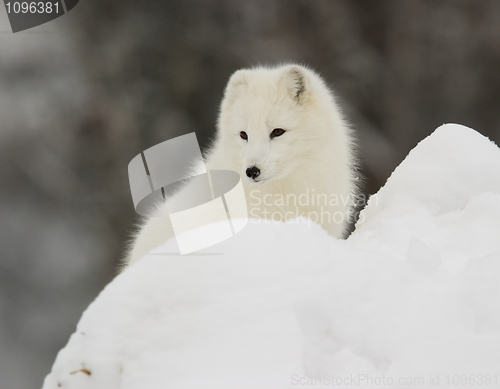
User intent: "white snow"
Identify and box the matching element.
[42,124,500,388]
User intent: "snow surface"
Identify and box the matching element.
[43,124,500,388]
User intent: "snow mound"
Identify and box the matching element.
[43,124,500,388]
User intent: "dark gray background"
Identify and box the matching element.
[1,1,500,388]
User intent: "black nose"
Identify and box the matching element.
[246,166,261,179]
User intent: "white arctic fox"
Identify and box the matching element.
[125,64,357,268]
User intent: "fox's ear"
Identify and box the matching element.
[281,66,309,103]
[223,70,247,104]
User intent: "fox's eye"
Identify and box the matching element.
[270,128,286,139]
[240,131,248,141]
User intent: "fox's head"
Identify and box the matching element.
[216,64,344,186]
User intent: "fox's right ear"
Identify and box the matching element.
[223,70,247,104]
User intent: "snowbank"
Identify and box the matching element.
[43,124,500,388]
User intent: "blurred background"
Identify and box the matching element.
[1,0,500,387]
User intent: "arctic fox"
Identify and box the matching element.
[125,64,357,268]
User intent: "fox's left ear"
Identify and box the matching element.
[281,66,310,103]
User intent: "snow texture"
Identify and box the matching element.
[43,124,500,388]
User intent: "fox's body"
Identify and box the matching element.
[125,64,357,268]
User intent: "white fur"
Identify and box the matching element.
[123,64,357,269]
